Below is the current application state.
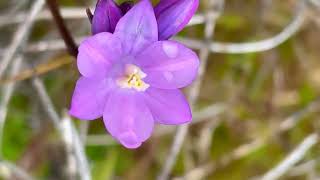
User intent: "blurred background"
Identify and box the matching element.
[0,0,320,179]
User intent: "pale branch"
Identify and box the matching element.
[261,134,318,180]
[0,160,35,180]
[32,78,91,180]
[178,98,320,179]
[174,0,306,54]
[0,0,45,79]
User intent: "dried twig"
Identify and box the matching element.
[32,78,91,180]
[309,0,320,7]
[287,160,317,177]
[0,160,35,180]
[174,0,306,54]
[0,0,45,79]
[0,56,73,85]
[179,98,320,179]
[261,134,318,180]
[45,0,78,57]
[61,113,89,180]
[86,8,93,23]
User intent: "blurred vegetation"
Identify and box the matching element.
[0,0,320,180]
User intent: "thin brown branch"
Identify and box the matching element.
[86,8,93,23]
[0,56,73,85]
[46,0,78,57]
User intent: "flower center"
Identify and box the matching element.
[117,64,149,92]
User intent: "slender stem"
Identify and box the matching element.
[86,8,93,23]
[46,0,78,57]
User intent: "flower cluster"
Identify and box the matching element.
[70,0,200,149]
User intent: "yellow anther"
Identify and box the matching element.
[117,64,150,91]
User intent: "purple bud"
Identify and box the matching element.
[118,1,134,14]
[155,0,199,40]
[92,0,123,34]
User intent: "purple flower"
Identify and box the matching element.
[70,0,199,148]
[91,0,199,39]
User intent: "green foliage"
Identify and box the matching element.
[3,93,31,161]
[92,148,118,180]
[298,83,316,106]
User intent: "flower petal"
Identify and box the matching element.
[114,0,158,55]
[143,87,192,125]
[77,32,122,78]
[136,41,199,89]
[103,90,154,149]
[69,77,112,120]
[155,0,199,40]
[92,0,123,34]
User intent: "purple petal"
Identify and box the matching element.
[143,87,192,125]
[155,0,199,40]
[118,1,134,14]
[114,0,158,55]
[77,32,122,78]
[92,0,123,34]
[103,90,154,149]
[69,77,112,120]
[136,41,199,89]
